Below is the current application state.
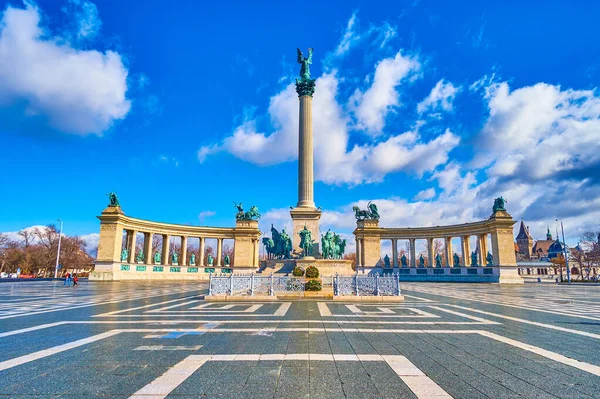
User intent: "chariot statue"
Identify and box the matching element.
[352,201,380,221]
[107,192,120,207]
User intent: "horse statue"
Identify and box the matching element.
[299,225,313,257]
[262,237,275,259]
[233,202,245,220]
[243,205,261,220]
[353,201,380,221]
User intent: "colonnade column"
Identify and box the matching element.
[199,238,205,267]
[128,230,137,263]
[254,239,259,267]
[356,239,362,268]
[481,234,488,263]
[216,238,223,267]
[478,235,486,266]
[409,239,416,267]
[427,238,434,267]
[392,239,398,267]
[445,237,452,267]
[143,233,152,264]
[161,235,170,265]
[180,236,187,266]
[360,239,365,268]
[461,236,471,266]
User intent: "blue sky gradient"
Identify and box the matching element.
[1,0,599,251]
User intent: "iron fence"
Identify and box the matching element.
[208,273,305,296]
[334,273,401,296]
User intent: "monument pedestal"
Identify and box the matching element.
[260,258,355,276]
[290,207,321,256]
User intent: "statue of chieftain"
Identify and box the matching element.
[492,197,507,213]
[295,48,316,97]
[298,225,314,257]
[107,192,120,207]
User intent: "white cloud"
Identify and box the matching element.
[80,233,99,252]
[334,11,360,56]
[349,52,420,135]
[200,71,458,185]
[198,211,216,223]
[0,3,130,135]
[475,81,600,182]
[414,188,435,200]
[417,79,460,114]
[63,0,102,41]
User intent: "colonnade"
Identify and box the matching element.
[353,208,518,270]
[123,230,241,267]
[357,233,490,268]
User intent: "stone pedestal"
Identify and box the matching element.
[290,207,322,255]
[353,219,381,267]
[233,219,261,267]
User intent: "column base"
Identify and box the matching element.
[290,207,322,256]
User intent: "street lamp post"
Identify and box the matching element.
[556,219,570,283]
[54,219,63,279]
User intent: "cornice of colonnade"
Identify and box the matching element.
[355,210,516,239]
[97,206,240,239]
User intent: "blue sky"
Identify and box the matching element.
[1,0,599,252]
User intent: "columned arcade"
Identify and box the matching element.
[93,205,261,281]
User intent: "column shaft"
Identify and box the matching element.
[143,233,152,264]
[199,238,205,267]
[355,239,361,268]
[477,235,485,266]
[180,236,187,266]
[427,238,435,267]
[161,235,170,265]
[360,239,365,267]
[445,237,452,267]
[254,239,259,267]
[297,96,315,208]
[216,238,223,267]
[392,239,398,267]
[409,239,416,267]
[128,230,137,263]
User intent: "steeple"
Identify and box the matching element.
[516,221,532,239]
[546,226,552,241]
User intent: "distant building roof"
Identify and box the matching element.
[532,239,554,256]
[516,221,532,240]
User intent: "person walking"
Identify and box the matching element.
[64,272,71,287]
[72,273,78,287]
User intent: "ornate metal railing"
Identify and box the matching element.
[207,273,305,296]
[334,273,401,296]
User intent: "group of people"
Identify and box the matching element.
[63,272,79,287]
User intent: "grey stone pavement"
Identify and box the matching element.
[0,280,599,398]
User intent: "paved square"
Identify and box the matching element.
[0,281,599,398]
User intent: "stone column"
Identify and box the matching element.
[253,239,260,267]
[355,239,361,268]
[143,233,152,264]
[297,95,315,208]
[199,238,205,267]
[481,234,488,262]
[127,230,137,263]
[427,238,434,267]
[445,237,452,267]
[180,236,187,266]
[409,239,416,267]
[478,235,485,266]
[161,235,170,265]
[392,239,398,267]
[216,238,223,267]
[461,236,471,266]
[360,239,366,267]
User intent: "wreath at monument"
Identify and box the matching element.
[305,279,322,291]
[292,266,305,277]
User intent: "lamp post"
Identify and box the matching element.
[556,219,570,283]
[54,219,63,279]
